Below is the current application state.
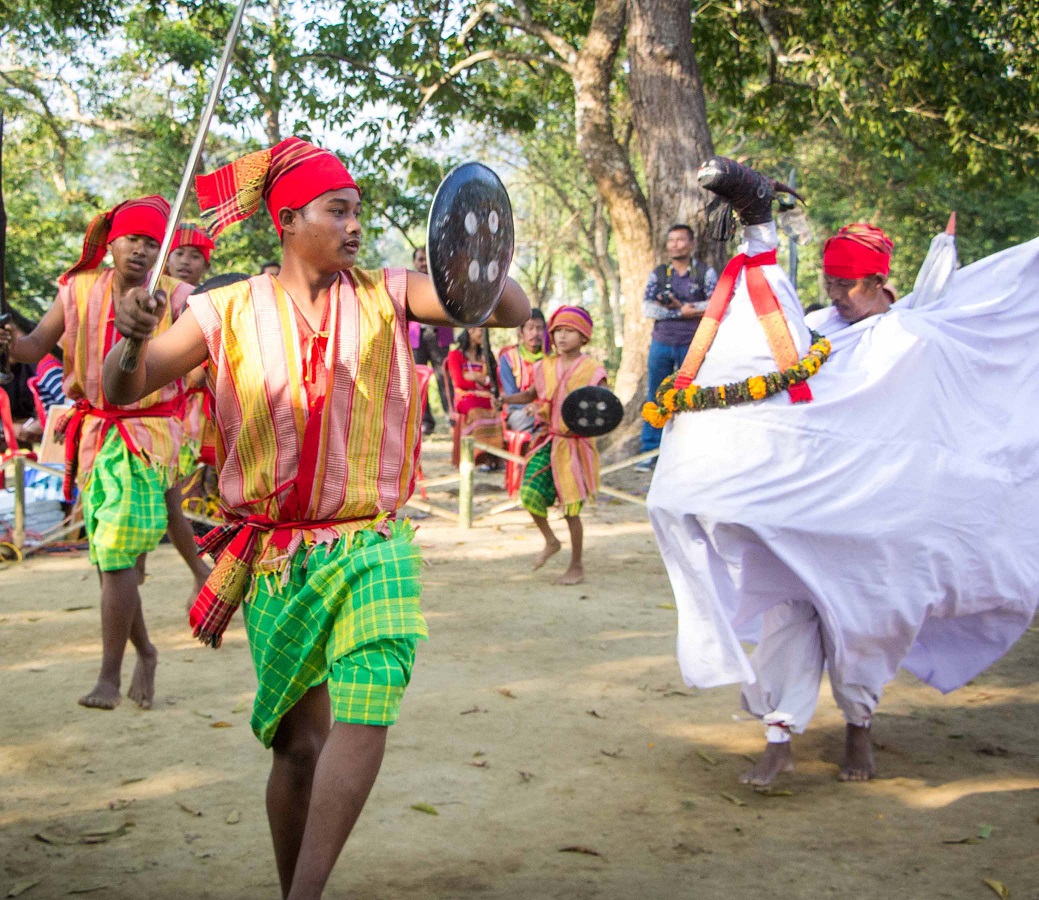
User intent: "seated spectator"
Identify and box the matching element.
[446,328,504,471]
[497,308,546,434]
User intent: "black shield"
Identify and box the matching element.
[427,162,514,326]
[561,386,624,438]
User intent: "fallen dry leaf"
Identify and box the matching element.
[67,885,108,895]
[34,822,134,845]
[459,705,487,715]
[559,846,603,857]
[467,761,489,768]
[696,749,718,766]
[497,688,517,699]
[720,792,748,807]
[410,803,438,816]
[225,810,241,825]
[983,879,1010,899]
[600,749,623,759]
[176,802,203,817]
[119,777,145,786]
[755,788,794,797]
[78,823,134,844]
[5,879,42,898]
[586,709,606,719]
[210,721,233,728]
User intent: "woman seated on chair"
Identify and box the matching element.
[445,327,504,471]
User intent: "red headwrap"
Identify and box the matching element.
[548,305,594,346]
[172,223,216,262]
[60,195,171,285]
[822,223,894,279]
[195,137,359,238]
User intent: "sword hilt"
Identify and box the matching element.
[118,335,145,373]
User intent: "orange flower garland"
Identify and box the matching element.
[642,332,832,426]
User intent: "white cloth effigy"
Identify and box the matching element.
[647,223,1039,699]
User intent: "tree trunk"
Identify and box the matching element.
[626,0,716,260]
[573,0,655,415]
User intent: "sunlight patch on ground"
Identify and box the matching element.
[1,644,100,671]
[594,630,671,642]
[866,775,1039,809]
[0,765,236,827]
[579,654,677,679]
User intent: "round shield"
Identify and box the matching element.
[426,162,515,327]
[561,386,624,438]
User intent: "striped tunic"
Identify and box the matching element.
[533,353,607,508]
[60,268,191,482]
[188,269,420,571]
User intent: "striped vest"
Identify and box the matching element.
[60,268,190,480]
[189,269,419,525]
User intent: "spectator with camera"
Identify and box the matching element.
[637,224,717,471]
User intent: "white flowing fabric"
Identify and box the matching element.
[648,226,1039,704]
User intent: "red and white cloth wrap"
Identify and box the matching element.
[195,136,359,238]
[673,231,813,403]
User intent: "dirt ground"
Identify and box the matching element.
[1,436,1038,900]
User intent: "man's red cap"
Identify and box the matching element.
[822,223,894,279]
[60,195,170,285]
[172,223,216,262]
[196,137,359,238]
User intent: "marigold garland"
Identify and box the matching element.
[641,331,832,427]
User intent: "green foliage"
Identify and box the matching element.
[2,0,1038,327]
[1,119,101,316]
[696,1,1039,180]
[0,0,123,51]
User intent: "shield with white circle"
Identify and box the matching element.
[561,385,624,437]
[426,162,515,326]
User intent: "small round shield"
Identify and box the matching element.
[561,386,624,438]
[426,162,515,327]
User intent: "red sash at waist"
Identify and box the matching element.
[61,395,186,502]
[189,512,381,648]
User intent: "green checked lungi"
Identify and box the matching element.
[519,443,582,518]
[83,429,171,572]
[243,520,428,748]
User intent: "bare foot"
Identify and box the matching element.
[554,564,585,585]
[127,645,158,710]
[738,742,794,786]
[838,723,876,781]
[532,538,561,570]
[78,680,121,710]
